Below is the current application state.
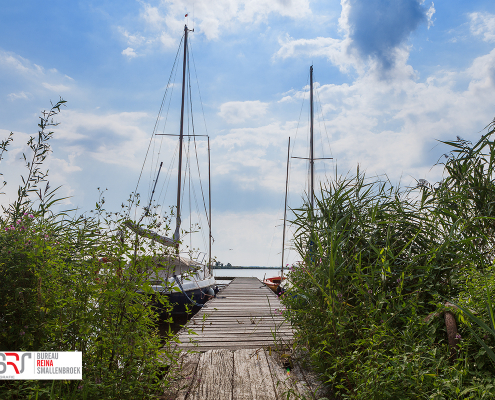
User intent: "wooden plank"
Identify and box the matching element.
[264,350,299,400]
[288,363,317,400]
[186,349,234,400]
[180,335,293,343]
[162,352,200,400]
[232,348,277,400]
[177,277,293,351]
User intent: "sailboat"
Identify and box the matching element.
[264,66,331,294]
[126,24,216,314]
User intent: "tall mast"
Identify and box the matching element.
[309,65,314,212]
[281,137,290,278]
[174,24,189,251]
[208,136,212,276]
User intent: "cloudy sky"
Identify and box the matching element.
[1,0,495,267]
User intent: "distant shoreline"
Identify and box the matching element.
[211,266,280,269]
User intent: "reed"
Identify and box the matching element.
[282,118,495,398]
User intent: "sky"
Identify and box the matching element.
[1,0,495,267]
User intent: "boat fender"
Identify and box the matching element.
[205,287,215,299]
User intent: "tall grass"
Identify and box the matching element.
[282,118,495,399]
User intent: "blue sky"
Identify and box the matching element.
[1,0,495,266]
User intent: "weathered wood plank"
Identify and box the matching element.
[264,350,300,400]
[177,277,293,351]
[233,348,277,400]
[186,349,234,400]
[162,351,200,400]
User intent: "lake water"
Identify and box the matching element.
[213,268,283,281]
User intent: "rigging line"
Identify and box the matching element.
[186,51,209,256]
[289,69,310,206]
[150,48,183,203]
[190,167,208,252]
[316,99,328,179]
[186,47,192,252]
[155,141,180,217]
[290,69,310,161]
[132,35,184,217]
[193,135,209,225]
[180,119,191,231]
[149,56,182,203]
[307,101,311,203]
[186,42,209,248]
[315,77,335,179]
[187,49,209,226]
[315,83,333,158]
[189,136,192,252]
[189,41,210,138]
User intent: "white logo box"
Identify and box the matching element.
[0,352,82,380]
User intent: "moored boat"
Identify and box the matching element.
[263,276,287,294]
[126,24,216,314]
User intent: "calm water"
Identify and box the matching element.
[213,268,282,281]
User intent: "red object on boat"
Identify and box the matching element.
[263,276,286,294]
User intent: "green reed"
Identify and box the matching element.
[282,118,495,399]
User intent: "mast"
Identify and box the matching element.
[174,24,189,251]
[309,65,314,212]
[208,136,212,276]
[281,137,290,278]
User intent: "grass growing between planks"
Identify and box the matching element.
[281,118,495,399]
[0,100,187,399]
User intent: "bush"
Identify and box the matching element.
[0,100,181,399]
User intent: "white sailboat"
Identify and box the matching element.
[126,24,216,314]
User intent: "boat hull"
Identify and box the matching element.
[149,276,217,315]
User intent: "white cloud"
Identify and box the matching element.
[0,50,40,75]
[119,28,146,46]
[272,0,356,71]
[469,12,495,42]
[8,91,30,101]
[42,82,70,92]
[277,48,495,187]
[122,47,138,58]
[53,110,151,169]
[0,49,75,96]
[159,33,176,50]
[218,100,269,124]
[274,34,357,73]
[426,2,436,29]
[117,0,311,54]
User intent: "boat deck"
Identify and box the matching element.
[177,277,293,351]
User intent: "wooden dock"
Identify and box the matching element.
[177,277,293,351]
[163,278,323,399]
[162,348,321,400]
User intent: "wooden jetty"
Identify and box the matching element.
[163,278,322,399]
[177,277,293,350]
